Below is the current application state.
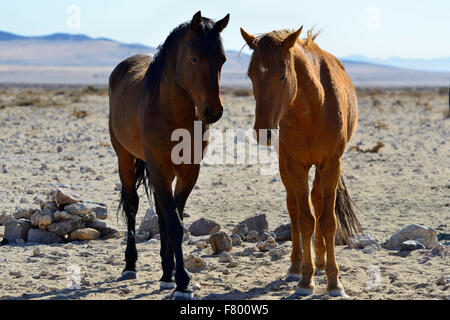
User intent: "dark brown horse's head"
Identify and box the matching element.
[176,11,229,124]
[240,27,303,145]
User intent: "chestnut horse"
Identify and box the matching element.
[109,11,229,299]
[241,27,362,297]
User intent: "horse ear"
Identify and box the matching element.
[214,13,230,33]
[282,26,303,51]
[191,11,202,32]
[240,27,257,50]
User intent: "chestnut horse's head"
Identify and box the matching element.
[240,27,303,145]
[176,11,229,124]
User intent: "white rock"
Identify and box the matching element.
[383,224,439,249]
[138,209,159,237]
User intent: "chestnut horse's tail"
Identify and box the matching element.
[117,158,153,221]
[335,174,363,244]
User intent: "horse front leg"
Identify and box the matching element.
[174,164,201,220]
[146,160,192,299]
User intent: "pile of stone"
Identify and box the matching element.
[1,187,119,244]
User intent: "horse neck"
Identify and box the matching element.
[158,49,196,122]
[291,42,325,117]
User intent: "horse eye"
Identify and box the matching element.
[190,57,198,63]
[280,75,287,81]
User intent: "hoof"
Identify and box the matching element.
[328,289,349,298]
[174,291,194,300]
[285,274,301,282]
[160,281,176,290]
[295,286,314,296]
[120,271,137,280]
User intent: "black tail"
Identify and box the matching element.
[335,174,363,244]
[117,158,153,222]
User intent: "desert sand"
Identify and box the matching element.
[0,86,449,300]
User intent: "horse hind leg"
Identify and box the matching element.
[111,133,139,280]
[311,168,326,274]
[319,159,348,297]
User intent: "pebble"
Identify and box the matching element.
[147,239,158,245]
[188,218,221,236]
[230,234,243,246]
[106,256,118,265]
[257,237,278,252]
[121,286,132,294]
[241,246,258,256]
[52,187,81,206]
[184,253,208,272]
[27,228,62,244]
[195,240,208,249]
[138,208,159,237]
[232,214,269,238]
[348,234,381,250]
[268,246,289,261]
[401,240,425,251]
[218,251,234,263]
[436,275,450,287]
[70,228,101,241]
[47,220,80,237]
[4,219,32,243]
[209,231,232,254]
[64,203,91,216]
[13,208,31,220]
[245,230,259,242]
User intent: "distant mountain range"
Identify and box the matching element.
[0,30,449,87]
[343,54,450,73]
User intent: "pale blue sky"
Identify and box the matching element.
[1,0,449,59]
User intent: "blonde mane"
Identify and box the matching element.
[248,28,320,76]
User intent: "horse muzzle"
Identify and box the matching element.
[203,105,223,124]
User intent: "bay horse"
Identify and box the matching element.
[241,26,362,297]
[109,11,229,299]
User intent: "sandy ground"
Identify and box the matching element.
[0,86,449,300]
